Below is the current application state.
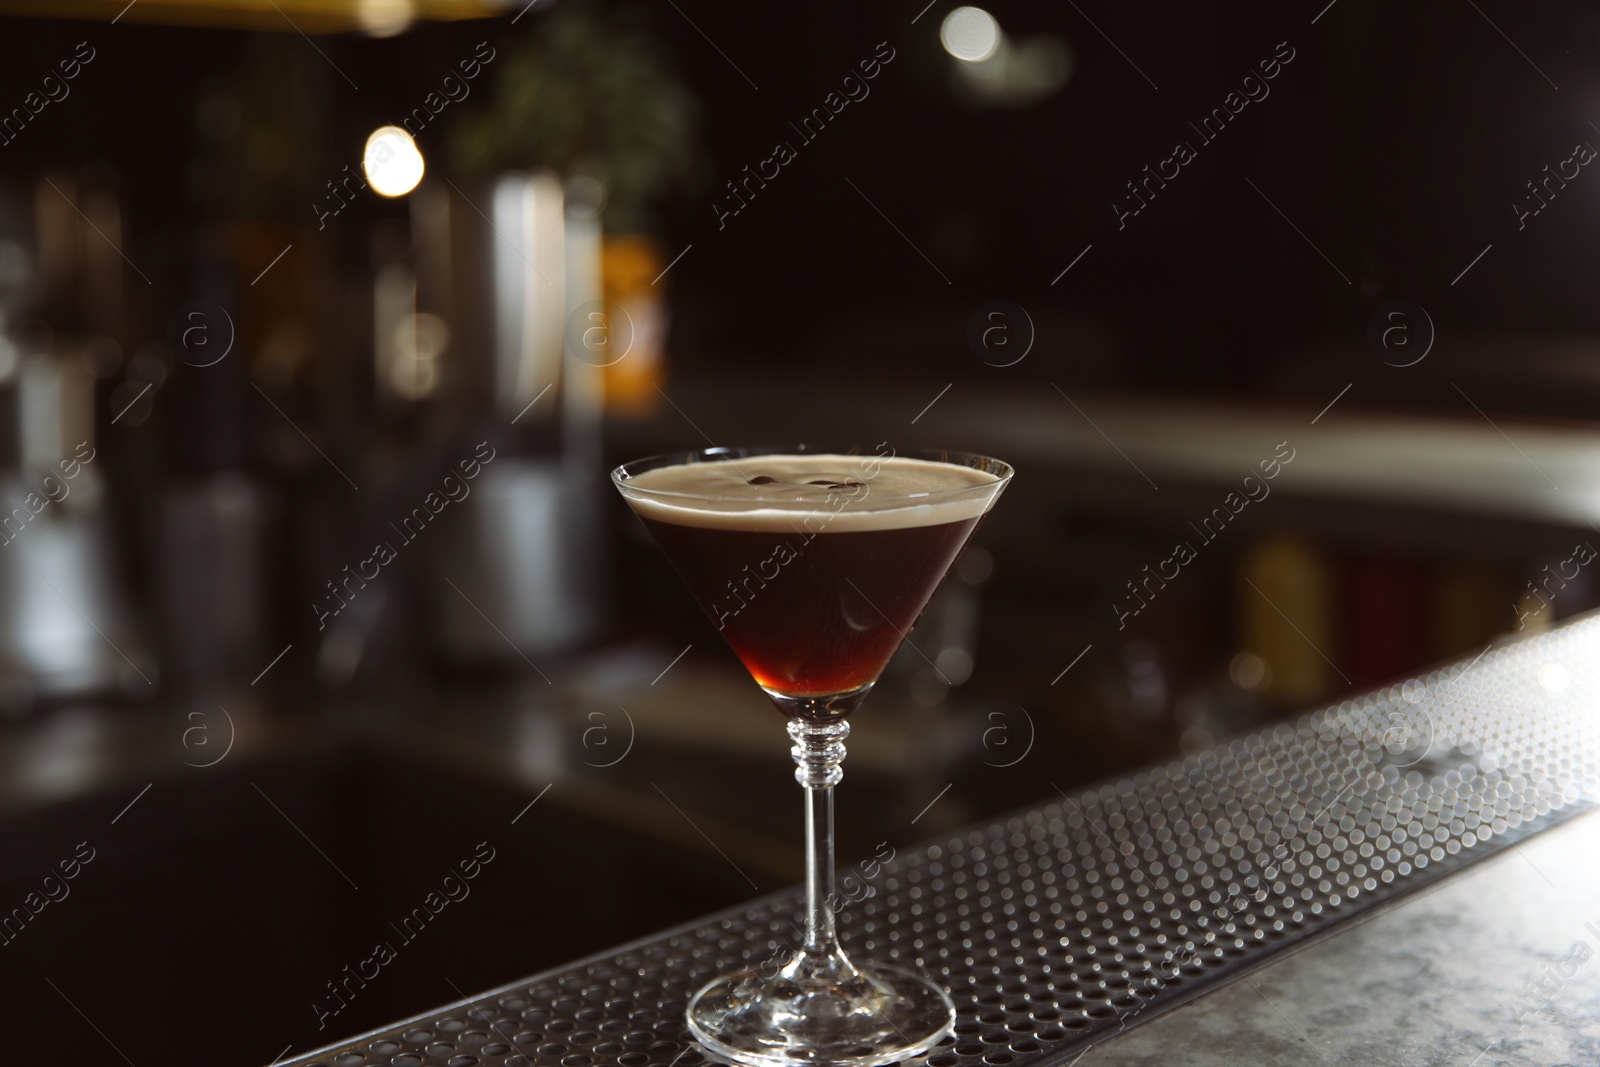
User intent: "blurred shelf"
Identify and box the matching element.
[957,389,1600,530]
[619,376,1600,532]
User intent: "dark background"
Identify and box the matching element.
[1,0,1596,407]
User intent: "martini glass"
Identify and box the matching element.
[611,445,1013,1067]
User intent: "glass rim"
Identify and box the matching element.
[610,445,1013,508]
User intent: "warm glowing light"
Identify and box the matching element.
[363,126,425,198]
[941,6,1001,62]
[357,0,413,37]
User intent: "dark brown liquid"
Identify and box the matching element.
[641,514,985,707]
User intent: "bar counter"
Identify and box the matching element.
[281,613,1600,1067]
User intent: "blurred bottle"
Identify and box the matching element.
[1344,554,1429,690]
[0,176,154,712]
[0,347,152,710]
[153,234,280,696]
[430,172,605,665]
[1238,532,1339,706]
[1430,562,1516,656]
[598,233,668,418]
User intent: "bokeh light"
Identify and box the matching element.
[363,126,425,198]
[941,6,1002,63]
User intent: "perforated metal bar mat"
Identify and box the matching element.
[286,617,1600,1067]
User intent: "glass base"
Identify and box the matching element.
[687,957,955,1067]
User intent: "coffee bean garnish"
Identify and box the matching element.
[748,476,778,485]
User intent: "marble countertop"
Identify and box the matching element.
[1081,809,1600,1067]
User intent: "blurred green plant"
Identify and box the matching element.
[450,2,706,233]
[186,36,333,223]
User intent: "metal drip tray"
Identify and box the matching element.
[287,618,1600,1067]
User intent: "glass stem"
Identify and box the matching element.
[789,719,851,962]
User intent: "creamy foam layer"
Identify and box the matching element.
[620,454,1004,532]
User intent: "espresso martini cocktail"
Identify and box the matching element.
[622,452,1003,716]
[612,446,1013,1067]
